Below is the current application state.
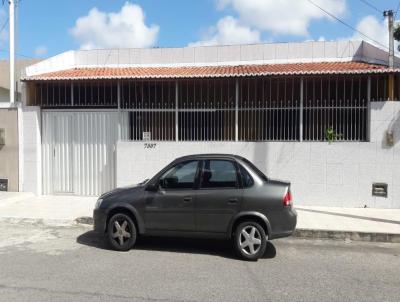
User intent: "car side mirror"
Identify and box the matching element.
[145,183,159,192]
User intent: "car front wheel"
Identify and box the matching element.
[234,221,267,261]
[107,213,137,251]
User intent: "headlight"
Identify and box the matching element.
[95,198,103,209]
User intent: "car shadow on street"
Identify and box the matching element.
[76,230,277,260]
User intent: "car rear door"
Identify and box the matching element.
[195,159,242,233]
[144,160,200,232]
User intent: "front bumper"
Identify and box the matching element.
[93,209,107,233]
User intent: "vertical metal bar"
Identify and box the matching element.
[358,77,361,140]
[175,81,179,141]
[117,80,121,140]
[350,78,353,141]
[71,83,74,106]
[235,78,239,141]
[291,78,294,140]
[335,76,338,140]
[161,81,164,141]
[300,77,304,142]
[213,80,215,141]
[268,78,273,140]
[367,76,371,141]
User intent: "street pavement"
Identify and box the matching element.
[0,221,399,302]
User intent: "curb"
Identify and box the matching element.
[73,217,400,244]
[294,228,400,243]
[0,217,77,227]
[75,216,94,225]
[2,216,399,243]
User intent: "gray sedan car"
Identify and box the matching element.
[93,154,297,260]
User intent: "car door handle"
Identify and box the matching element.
[228,198,238,204]
[183,197,192,203]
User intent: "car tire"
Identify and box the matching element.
[107,213,137,251]
[234,221,267,261]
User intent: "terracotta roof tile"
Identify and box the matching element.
[22,61,396,81]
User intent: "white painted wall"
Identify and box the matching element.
[19,106,41,194]
[117,101,400,208]
[25,40,398,77]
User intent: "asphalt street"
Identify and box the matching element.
[0,221,399,302]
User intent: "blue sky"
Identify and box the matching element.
[0,0,399,59]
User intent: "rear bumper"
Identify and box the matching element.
[269,207,297,240]
[93,209,107,233]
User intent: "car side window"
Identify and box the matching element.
[200,160,238,189]
[159,161,199,189]
[239,164,254,188]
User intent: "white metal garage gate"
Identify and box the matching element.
[41,111,129,196]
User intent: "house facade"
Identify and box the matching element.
[18,40,400,208]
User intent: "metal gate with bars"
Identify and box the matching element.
[42,111,129,195]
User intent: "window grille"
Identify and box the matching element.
[121,81,176,141]
[28,75,381,142]
[238,78,301,141]
[178,79,235,141]
[303,77,368,141]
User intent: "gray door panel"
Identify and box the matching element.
[145,190,195,231]
[195,189,242,233]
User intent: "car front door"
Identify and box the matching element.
[144,160,200,232]
[195,159,242,234]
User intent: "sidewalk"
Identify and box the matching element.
[1,192,399,242]
[295,206,400,243]
[0,192,96,226]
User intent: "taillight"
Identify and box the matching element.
[283,191,292,207]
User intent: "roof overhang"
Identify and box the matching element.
[21,61,399,82]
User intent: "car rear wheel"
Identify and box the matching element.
[234,221,267,261]
[107,213,137,251]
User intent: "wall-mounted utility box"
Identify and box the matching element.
[372,183,388,198]
[0,179,8,191]
[0,128,5,146]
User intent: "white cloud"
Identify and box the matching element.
[70,2,159,50]
[192,0,346,46]
[216,0,346,36]
[189,16,260,46]
[34,45,47,56]
[351,15,390,50]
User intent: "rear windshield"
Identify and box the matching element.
[239,158,268,182]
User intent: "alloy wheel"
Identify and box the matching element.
[239,226,262,255]
[112,219,132,246]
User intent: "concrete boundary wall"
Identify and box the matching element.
[25,40,399,76]
[20,106,41,194]
[117,101,400,208]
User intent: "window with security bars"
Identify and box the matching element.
[178,79,235,141]
[238,78,301,141]
[303,77,369,141]
[121,81,176,141]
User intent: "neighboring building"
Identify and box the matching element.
[0,60,41,103]
[19,40,400,208]
[0,59,41,192]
